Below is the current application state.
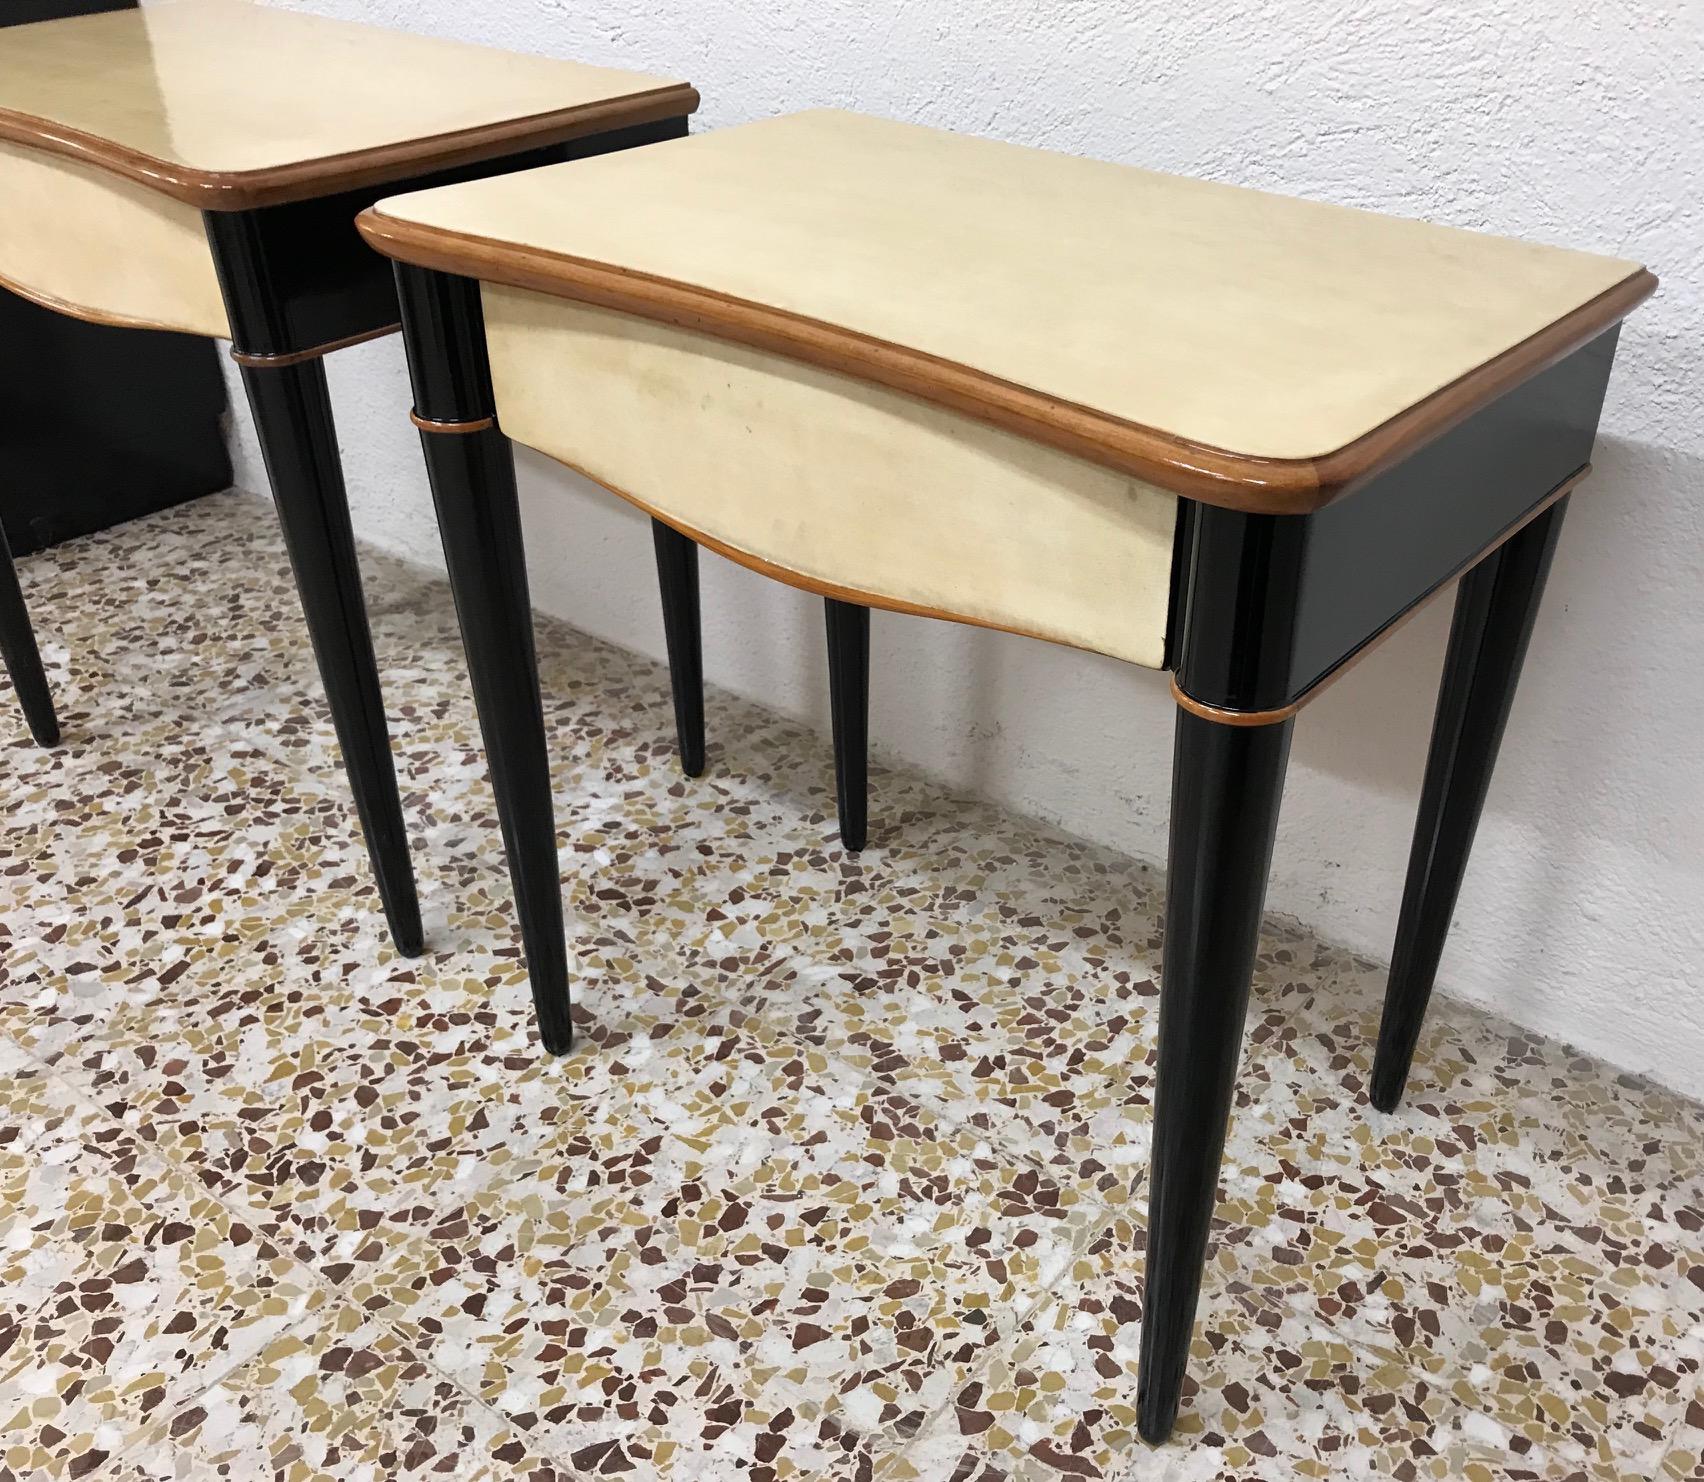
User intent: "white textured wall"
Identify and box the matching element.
[223,0,1704,1098]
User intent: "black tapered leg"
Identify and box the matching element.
[394,263,570,1052]
[651,519,705,778]
[824,598,870,852]
[417,426,570,1051]
[0,522,58,747]
[1371,497,1570,1112]
[238,360,422,956]
[1139,708,1293,1444]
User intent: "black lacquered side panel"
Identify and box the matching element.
[205,116,689,358]
[395,267,496,422]
[7,0,128,23]
[1160,497,1196,670]
[203,144,563,356]
[554,115,691,162]
[1174,328,1619,712]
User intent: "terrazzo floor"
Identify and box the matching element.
[2,491,1702,1482]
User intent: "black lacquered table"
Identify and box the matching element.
[358,109,1654,1440]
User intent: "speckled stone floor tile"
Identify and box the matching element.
[3,494,1702,1482]
[0,1122,323,1479]
[0,1052,186,1328]
[117,1299,567,1481]
[326,1021,1099,1477]
[892,1210,1703,1482]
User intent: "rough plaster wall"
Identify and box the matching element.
[218,0,1704,1098]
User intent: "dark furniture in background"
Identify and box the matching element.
[0,0,229,558]
[0,292,230,557]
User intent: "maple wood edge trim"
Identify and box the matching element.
[230,324,399,367]
[0,264,218,336]
[409,410,495,434]
[0,84,700,210]
[358,206,1654,514]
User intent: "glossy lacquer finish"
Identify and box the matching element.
[651,518,706,778]
[0,0,694,208]
[201,177,425,956]
[1172,330,1615,714]
[1140,708,1293,1443]
[396,263,570,1052]
[0,522,58,746]
[236,359,423,956]
[0,292,229,555]
[358,109,1645,508]
[824,598,870,852]
[10,0,128,22]
[205,187,413,357]
[1371,497,1571,1110]
[196,120,689,964]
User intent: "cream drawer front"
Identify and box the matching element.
[0,141,228,338]
[483,287,1177,669]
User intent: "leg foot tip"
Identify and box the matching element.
[1369,1063,1407,1113]
[31,722,61,748]
[388,915,426,959]
[1136,1375,1179,1444]
[535,982,574,1057]
[1136,1410,1175,1445]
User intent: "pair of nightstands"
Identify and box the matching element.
[0,0,1654,1444]
[0,0,701,953]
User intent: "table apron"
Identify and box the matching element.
[482,287,1178,668]
[202,117,688,361]
[0,138,227,337]
[1171,326,1619,716]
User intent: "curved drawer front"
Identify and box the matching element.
[484,287,1176,668]
[0,141,227,338]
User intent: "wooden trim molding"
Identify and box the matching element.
[410,410,496,435]
[1170,683,1300,728]
[0,264,210,337]
[356,207,1654,515]
[526,443,1114,653]
[1172,465,1591,725]
[0,86,700,212]
[229,325,400,367]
